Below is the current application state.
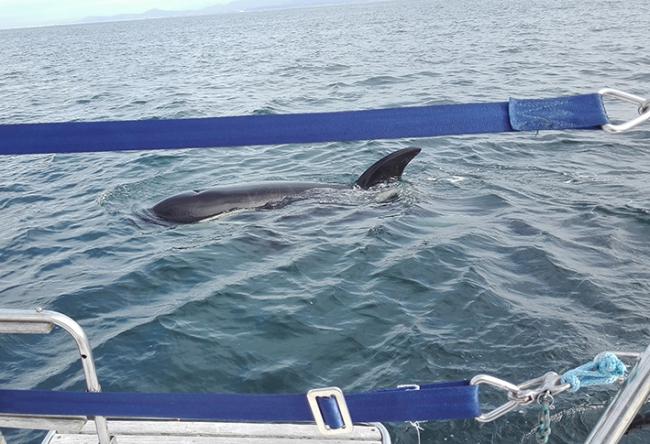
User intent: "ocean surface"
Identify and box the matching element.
[1,0,650,442]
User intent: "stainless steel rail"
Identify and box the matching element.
[0,308,115,444]
[1,307,648,444]
[584,344,650,444]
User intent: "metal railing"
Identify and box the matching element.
[0,308,115,444]
[1,307,649,444]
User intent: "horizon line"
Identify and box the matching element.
[0,0,386,32]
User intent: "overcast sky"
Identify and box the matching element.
[0,0,230,29]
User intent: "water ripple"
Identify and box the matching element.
[1,1,650,443]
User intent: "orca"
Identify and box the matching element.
[152,147,421,224]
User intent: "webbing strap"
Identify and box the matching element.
[0,381,479,425]
[0,94,608,155]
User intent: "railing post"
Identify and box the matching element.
[0,308,115,444]
[584,344,650,444]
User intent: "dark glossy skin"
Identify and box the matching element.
[152,148,421,224]
[152,181,345,223]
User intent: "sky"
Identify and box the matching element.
[0,0,230,29]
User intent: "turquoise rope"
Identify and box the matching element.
[561,353,627,392]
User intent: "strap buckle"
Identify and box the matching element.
[599,88,650,133]
[306,387,354,435]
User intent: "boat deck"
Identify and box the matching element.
[43,420,390,444]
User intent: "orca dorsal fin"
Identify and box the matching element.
[355,147,421,189]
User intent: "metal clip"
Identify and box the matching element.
[599,88,650,133]
[306,387,354,435]
[397,384,421,391]
[470,375,523,423]
[515,372,571,400]
[639,99,650,114]
[471,372,570,423]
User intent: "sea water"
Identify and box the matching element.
[1,1,650,442]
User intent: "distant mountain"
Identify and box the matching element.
[202,0,383,13]
[82,9,194,24]
[79,0,384,24]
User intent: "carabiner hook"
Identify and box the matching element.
[470,374,523,423]
[470,372,570,423]
[599,88,650,133]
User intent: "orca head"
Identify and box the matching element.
[151,191,201,224]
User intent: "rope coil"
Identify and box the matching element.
[561,352,627,392]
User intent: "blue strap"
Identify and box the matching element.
[509,94,608,131]
[561,353,627,392]
[0,94,608,155]
[0,381,479,426]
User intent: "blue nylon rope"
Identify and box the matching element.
[561,353,627,392]
[0,381,479,426]
[0,94,608,155]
